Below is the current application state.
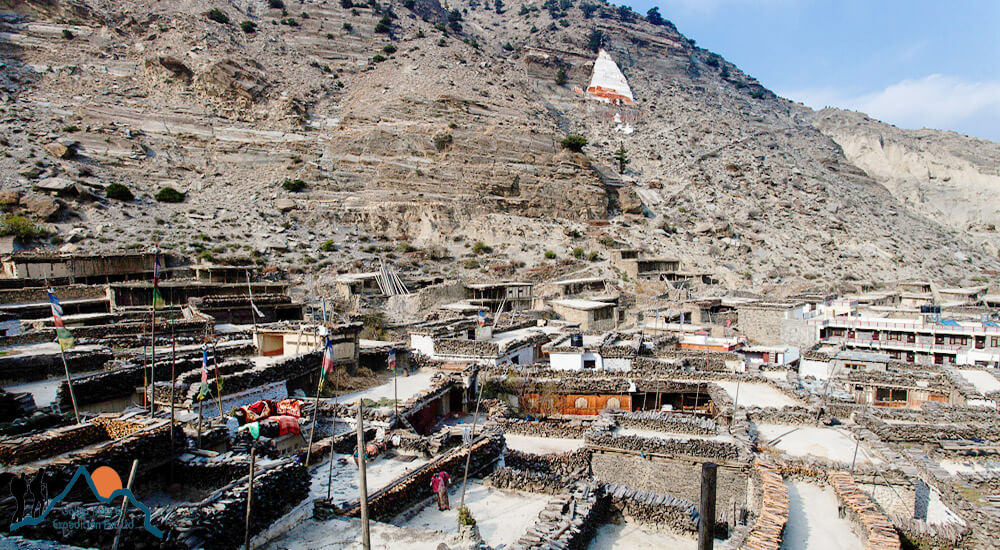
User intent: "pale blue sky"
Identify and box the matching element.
[625,0,1000,141]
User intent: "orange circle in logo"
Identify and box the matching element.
[91,466,123,499]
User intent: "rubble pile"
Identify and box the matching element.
[744,460,788,550]
[827,470,901,549]
[618,410,717,436]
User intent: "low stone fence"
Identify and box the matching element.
[827,470,900,550]
[497,417,592,439]
[510,479,605,550]
[314,431,504,522]
[745,407,816,426]
[504,448,592,477]
[605,482,699,533]
[0,348,113,383]
[743,459,788,550]
[165,459,310,550]
[586,431,741,462]
[618,410,717,436]
[487,466,570,495]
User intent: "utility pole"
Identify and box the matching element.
[170,326,177,482]
[356,399,371,550]
[57,345,80,424]
[698,462,717,550]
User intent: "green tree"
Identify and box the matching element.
[207,8,230,24]
[155,186,185,203]
[613,142,629,173]
[646,6,664,25]
[555,66,568,86]
[586,29,603,53]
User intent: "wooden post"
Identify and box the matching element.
[460,377,485,507]
[58,347,80,424]
[111,459,139,550]
[170,326,177,482]
[244,441,256,550]
[698,462,717,550]
[197,399,203,448]
[356,400,371,550]
[304,366,324,468]
[850,438,861,472]
[212,342,223,416]
[150,304,156,416]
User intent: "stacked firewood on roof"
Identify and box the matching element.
[828,470,901,549]
[744,459,788,550]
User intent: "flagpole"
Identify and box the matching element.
[326,391,338,501]
[305,357,324,468]
[149,249,157,416]
[58,345,80,424]
[247,271,258,353]
[170,325,177,483]
[213,341,224,416]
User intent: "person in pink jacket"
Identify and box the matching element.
[431,471,451,511]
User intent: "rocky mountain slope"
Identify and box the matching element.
[0,0,996,297]
[812,108,1000,258]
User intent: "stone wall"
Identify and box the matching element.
[618,410,717,436]
[314,432,504,522]
[0,348,113,383]
[590,449,749,512]
[736,306,787,346]
[503,448,592,477]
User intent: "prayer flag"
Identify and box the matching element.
[318,338,335,392]
[152,249,165,310]
[48,290,75,351]
[198,346,210,400]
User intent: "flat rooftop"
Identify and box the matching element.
[550,299,614,311]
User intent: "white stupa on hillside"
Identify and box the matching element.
[586,49,634,105]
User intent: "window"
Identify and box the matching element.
[583,359,596,369]
[935,335,944,345]
[606,397,621,410]
[934,354,943,364]
[876,387,907,403]
[992,337,1000,348]
[574,397,588,409]
[845,363,864,371]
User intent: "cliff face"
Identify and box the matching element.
[0,0,996,293]
[812,108,1000,256]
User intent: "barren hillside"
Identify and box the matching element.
[0,0,996,296]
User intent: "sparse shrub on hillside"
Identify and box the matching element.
[269,0,285,9]
[0,215,48,240]
[207,9,230,24]
[494,0,504,13]
[155,186,185,203]
[580,3,597,18]
[572,247,585,259]
[280,18,299,26]
[340,0,353,7]
[503,42,514,51]
[518,5,530,15]
[374,15,391,33]
[282,179,306,192]
[457,506,476,527]
[560,135,587,152]
[587,251,601,262]
[559,19,569,27]
[240,20,258,33]
[343,22,353,31]
[586,29,603,52]
[372,54,387,63]
[403,0,415,9]
[555,66,568,85]
[382,44,397,54]
[320,239,338,252]
[433,133,453,150]
[463,258,480,269]
[472,241,492,254]
[105,183,134,201]
[61,29,74,39]
[437,37,447,46]
[705,53,721,68]
[544,250,557,259]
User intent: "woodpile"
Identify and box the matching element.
[0,388,37,422]
[510,480,605,550]
[0,422,105,465]
[586,431,741,461]
[487,466,570,495]
[827,470,901,550]
[618,410,717,436]
[743,460,788,550]
[498,417,592,439]
[605,482,699,532]
[504,448,592,477]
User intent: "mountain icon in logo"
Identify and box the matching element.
[10,465,163,538]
